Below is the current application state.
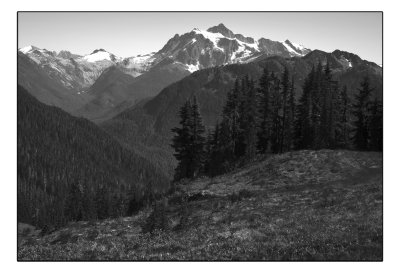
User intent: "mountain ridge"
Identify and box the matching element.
[18,23,381,121]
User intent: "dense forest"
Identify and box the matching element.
[102,51,382,182]
[171,62,383,179]
[17,85,168,230]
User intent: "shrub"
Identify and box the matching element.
[142,198,169,233]
[228,189,254,203]
[174,202,190,231]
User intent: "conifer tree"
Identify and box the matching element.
[207,122,225,176]
[221,79,241,160]
[81,183,97,220]
[337,85,351,148]
[188,96,206,177]
[95,185,110,220]
[270,73,283,154]
[352,76,373,150]
[171,100,192,181]
[64,182,83,221]
[243,78,259,158]
[257,67,271,153]
[320,62,339,148]
[285,77,296,151]
[368,97,383,151]
[311,61,324,149]
[203,129,214,175]
[280,67,291,152]
[236,77,249,157]
[295,66,314,149]
[171,97,206,180]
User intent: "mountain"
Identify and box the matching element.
[18,52,91,112]
[17,85,169,229]
[18,24,313,120]
[74,66,137,120]
[17,47,122,113]
[77,24,312,121]
[18,46,119,91]
[116,23,311,73]
[101,49,382,178]
[77,60,192,122]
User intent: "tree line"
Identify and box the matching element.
[171,62,383,180]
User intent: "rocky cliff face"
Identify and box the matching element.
[145,23,312,72]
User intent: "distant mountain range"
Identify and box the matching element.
[18,23,316,120]
[18,22,382,126]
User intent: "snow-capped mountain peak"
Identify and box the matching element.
[81,49,121,63]
[191,28,226,51]
[18,45,54,56]
[119,52,156,76]
[18,24,312,86]
[155,24,311,73]
[18,45,122,91]
[207,23,235,38]
[19,45,40,54]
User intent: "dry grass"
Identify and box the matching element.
[18,150,382,261]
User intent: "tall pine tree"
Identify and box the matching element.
[257,67,272,153]
[295,66,314,149]
[337,85,351,148]
[171,97,206,180]
[352,76,373,150]
[188,96,206,177]
[243,78,259,158]
[171,100,192,181]
[270,73,283,153]
[368,97,383,151]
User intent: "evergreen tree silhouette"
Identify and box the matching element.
[352,76,373,150]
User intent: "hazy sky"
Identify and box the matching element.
[18,12,382,64]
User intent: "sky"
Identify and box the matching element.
[18,12,382,64]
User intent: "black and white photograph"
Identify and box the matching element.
[13,9,385,262]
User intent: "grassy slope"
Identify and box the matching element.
[18,150,382,261]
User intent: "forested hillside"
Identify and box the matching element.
[17,85,168,229]
[171,64,383,180]
[102,51,382,179]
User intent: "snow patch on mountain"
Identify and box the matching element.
[192,27,260,55]
[337,55,354,69]
[346,58,353,68]
[192,28,225,51]
[232,39,260,62]
[289,41,306,52]
[19,45,39,54]
[122,53,155,74]
[281,40,301,56]
[185,62,200,73]
[82,50,119,63]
